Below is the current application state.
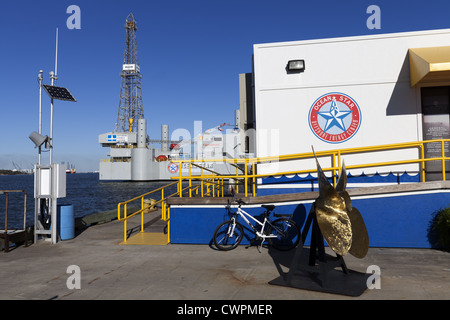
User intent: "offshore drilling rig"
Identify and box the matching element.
[98,13,247,181]
[115,13,144,133]
[98,13,184,181]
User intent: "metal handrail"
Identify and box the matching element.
[0,190,27,233]
[0,190,28,253]
[117,182,178,243]
[173,139,450,197]
[117,181,205,243]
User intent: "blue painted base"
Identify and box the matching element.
[169,190,450,248]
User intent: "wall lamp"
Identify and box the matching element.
[287,59,305,73]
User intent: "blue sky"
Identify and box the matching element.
[1,0,450,172]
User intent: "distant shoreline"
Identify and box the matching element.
[0,170,32,176]
[0,170,98,175]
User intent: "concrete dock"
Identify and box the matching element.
[0,212,449,301]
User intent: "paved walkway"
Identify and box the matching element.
[0,213,449,300]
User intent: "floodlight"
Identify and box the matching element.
[29,131,50,148]
[287,60,305,72]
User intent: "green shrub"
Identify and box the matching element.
[428,207,450,251]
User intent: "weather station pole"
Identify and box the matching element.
[38,70,43,165]
[30,28,76,244]
[49,29,57,242]
[49,28,58,165]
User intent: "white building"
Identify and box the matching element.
[247,28,450,191]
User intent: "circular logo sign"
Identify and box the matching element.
[168,163,179,173]
[308,92,361,143]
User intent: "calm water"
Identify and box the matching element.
[0,173,177,229]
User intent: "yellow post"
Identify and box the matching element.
[337,150,343,186]
[235,166,239,194]
[442,140,446,181]
[179,162,183,197]
[140,196,144,232]
[252,162,256,197]
[338,150,341,173]
[189,163,192,197]
[167,205,171,243]
[162,202,166,221]
[421,143,426,182]
[200,167,204,197]
[123,204,127,243]
[244,158,248,197]
[161,188,166,221]
[332,153,337,187]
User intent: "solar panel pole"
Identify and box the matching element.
[50,27,58,165]
[38,70,43,165]
[32,28,75,245]
[49,71,57,243]
[54,28,58,80]
[49,71,57,164]
[49,27,58,244]
[34,70,44,244]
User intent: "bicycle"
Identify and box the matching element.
[212,195,300,251]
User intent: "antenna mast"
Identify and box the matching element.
[54,27,58,80]
[115,13,144,132]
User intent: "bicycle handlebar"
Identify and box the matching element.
[229,190,245,206]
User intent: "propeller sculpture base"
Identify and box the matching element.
[269,204,370,297]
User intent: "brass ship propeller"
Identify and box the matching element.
[313,148,369,258]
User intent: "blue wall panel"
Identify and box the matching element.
[352,193,449,248]
[170,203,314,245]
[170,191,450,248]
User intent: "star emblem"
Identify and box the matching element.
[317,97,353,133]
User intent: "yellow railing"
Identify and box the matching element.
[117,182,178,243]
[172,139,450,197]
[117,139,449,243]
[175,162,230,198]
[117,180,208,243]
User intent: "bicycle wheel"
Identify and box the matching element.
[213,220,244,251]
[267,218,300,251]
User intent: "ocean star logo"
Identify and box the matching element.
[309,93,361,143]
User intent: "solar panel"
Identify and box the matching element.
[43,85,76,102]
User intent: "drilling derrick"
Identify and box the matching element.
[98,12,245,181]
[116,13,144,132]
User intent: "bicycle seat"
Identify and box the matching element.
[261,204,275,211]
